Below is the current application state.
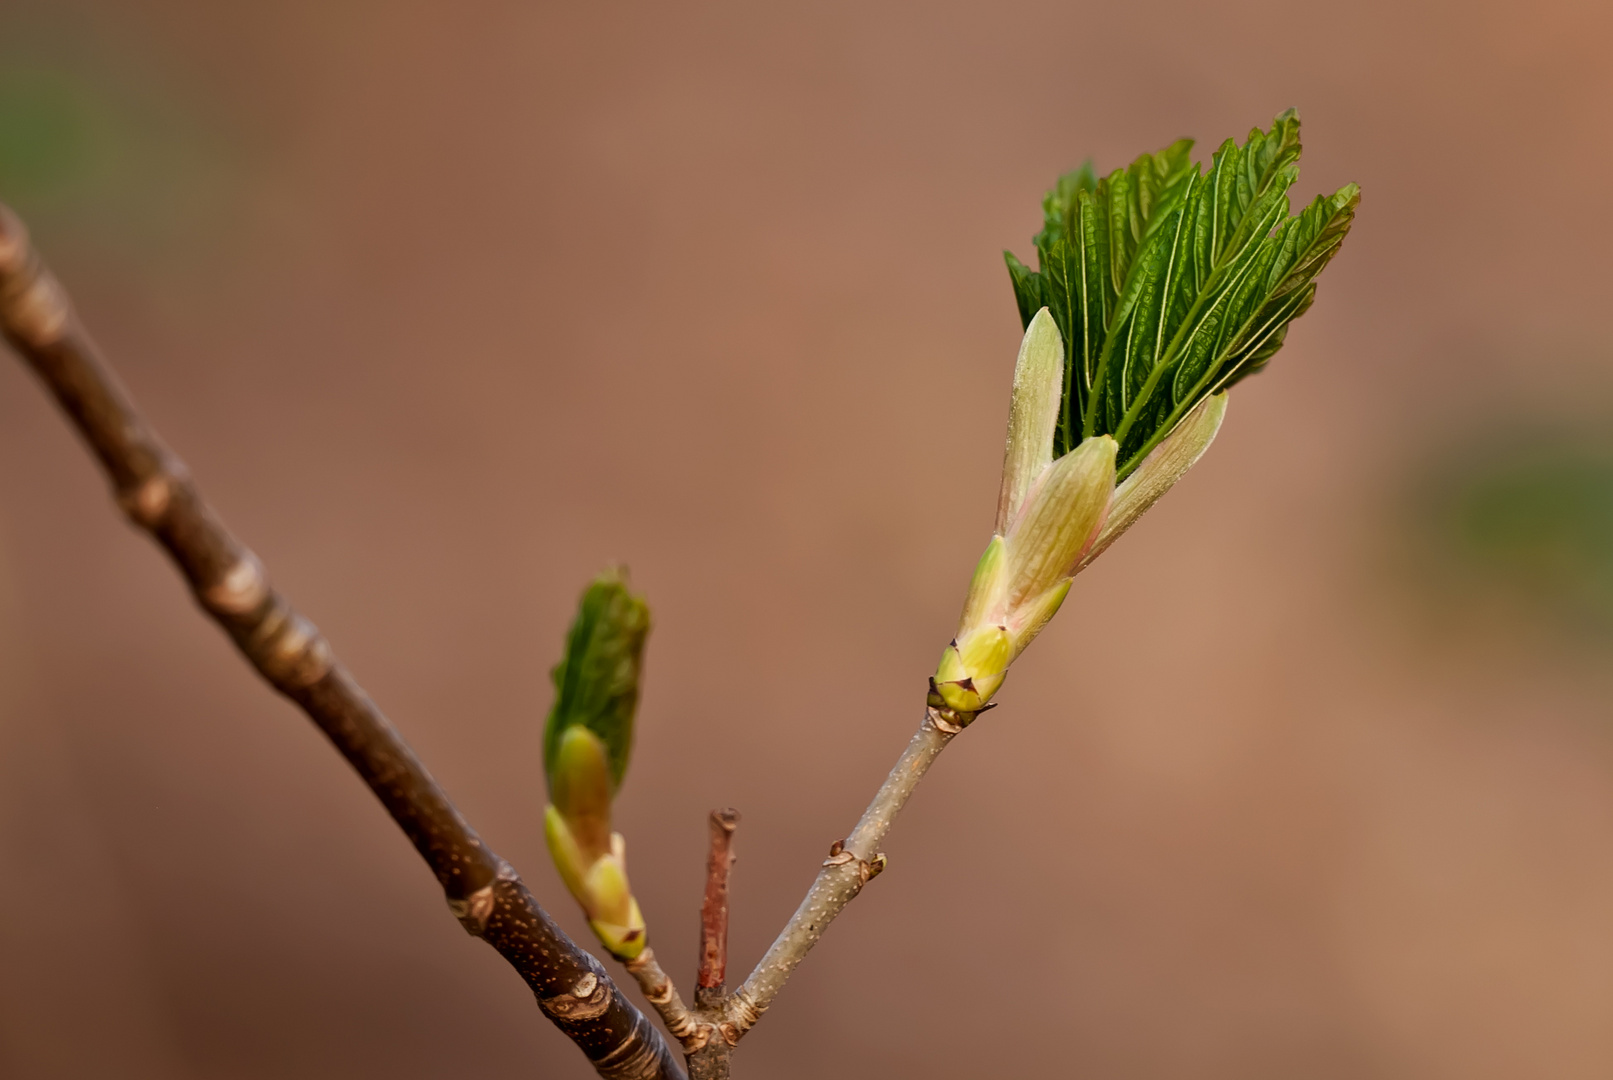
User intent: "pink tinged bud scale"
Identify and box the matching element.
[1002,435,1116,614]
[934,436,1116,714]
[996,308,1065,534]
[1077,392,1227,573]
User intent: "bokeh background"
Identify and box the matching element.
[3,2,1613,1077]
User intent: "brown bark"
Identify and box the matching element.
[622,947,702,1048]
[685,1037,733,1080]
[0,203,684,1080]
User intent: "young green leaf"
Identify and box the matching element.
[1004,109,1359,480]
[1004,249,1043,329]
[542,568,651,795]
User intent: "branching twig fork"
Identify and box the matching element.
[0,203,685,1080]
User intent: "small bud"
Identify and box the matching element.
[544,732,648,960]
[541,570,653,961]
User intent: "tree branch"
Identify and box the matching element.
[0,203,685,1080]
[725,704,962,1037]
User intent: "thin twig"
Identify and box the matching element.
[697,809,740,1003]
[726,704,961,1036]
[0,203,685,1080]
[685,808,741,1080]
[622,948,703,1048]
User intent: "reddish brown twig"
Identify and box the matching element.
[621,810,742,1079]
[697,809,740,1003]
[0,203,684,1080]
[677,808,740,1080]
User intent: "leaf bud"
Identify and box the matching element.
[544,727,647,959]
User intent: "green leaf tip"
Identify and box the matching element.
[542,567,651,798]
[1006,108,1359,479]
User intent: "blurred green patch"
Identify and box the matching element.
[0,53,242,261]
[0,67,101,200]
[1412,428,1613,634]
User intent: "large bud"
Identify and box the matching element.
[932,310,1227,717]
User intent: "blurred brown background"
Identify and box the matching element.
[3,1,1613,1077]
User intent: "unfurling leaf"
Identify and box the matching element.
[541,568,652,960]
[935,113,1357,717]
[1006,108,1358,477]
[543,567,650,794]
